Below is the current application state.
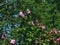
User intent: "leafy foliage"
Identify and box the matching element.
[0,0,60,45]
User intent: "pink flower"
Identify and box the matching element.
[41,26,46,30]
[1,34,5,39]
[26,9,31,14]
[57,37,60,42]
[53,28,57,34]
[19,12,25,18]
[10,39,15,44]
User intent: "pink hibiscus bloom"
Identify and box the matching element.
[10,39,15,44]
[19,11,25,18]
[1,33,5,39]
[57,37,60,42]
[41,26,46,30]
[26,9,31,14]
[53,28,57,34]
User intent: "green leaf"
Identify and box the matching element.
[43,43,47,45]
[26,38,32,42]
